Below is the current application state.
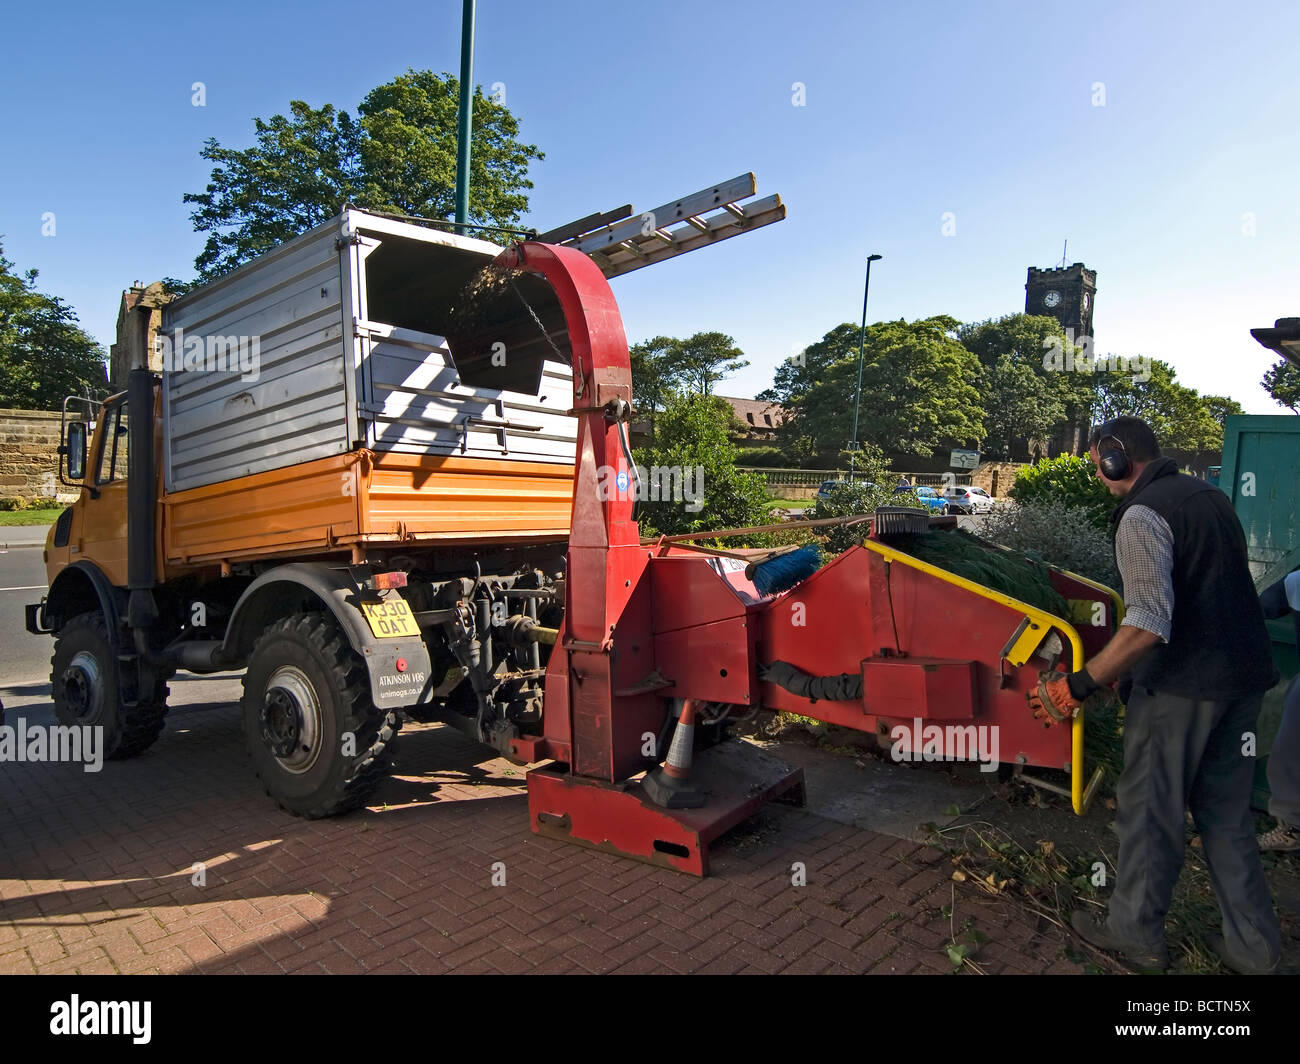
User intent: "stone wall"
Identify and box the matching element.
[0,408,76,503]
[970,461,1026,498]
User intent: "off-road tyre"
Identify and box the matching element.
[242,612,401,818]
[51,611,170,759]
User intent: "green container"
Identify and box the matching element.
[1221,415,1300,809]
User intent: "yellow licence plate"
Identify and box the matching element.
[360,597,418,639]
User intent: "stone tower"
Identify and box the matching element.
[1025,263,1096,340]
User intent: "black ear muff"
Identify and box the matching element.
[1098,435,1130,480]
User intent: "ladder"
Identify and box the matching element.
[535,173,785,279]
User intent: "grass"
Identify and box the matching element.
[765,497,809,510]
[0,508,61,526]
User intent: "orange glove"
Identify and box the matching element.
[1028,670,1092,723]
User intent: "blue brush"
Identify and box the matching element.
[749,543,822,595]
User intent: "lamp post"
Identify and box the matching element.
[848,253,882,482]
[454,0,476,232]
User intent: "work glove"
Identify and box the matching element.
[1028,669,1101,723]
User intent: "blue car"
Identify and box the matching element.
[893,484,949,515]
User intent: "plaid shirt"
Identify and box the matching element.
[1115,503,1175,642]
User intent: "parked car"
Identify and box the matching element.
[815,479,878,503]
[893,484,949,514]
[942,485,994,515]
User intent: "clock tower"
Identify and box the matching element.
[1025,262,1096,340]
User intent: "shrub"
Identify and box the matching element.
[809,481,894,554]
[1008,455,1116,529]
[973,500,1120,588]
[0,497,27,511]
[634,393,770,537]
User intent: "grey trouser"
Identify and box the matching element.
[1268,675,1300,826]
[1106,688,1282,970]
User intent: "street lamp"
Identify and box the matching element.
[849,253,883,482]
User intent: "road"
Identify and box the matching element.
[0,546,52,691]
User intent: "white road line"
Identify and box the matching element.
[0,586,46,592]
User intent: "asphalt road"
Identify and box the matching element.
[0,546,51,690]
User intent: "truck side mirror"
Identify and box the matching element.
[65,421,87,481]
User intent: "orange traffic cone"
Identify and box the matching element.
[643,699,706,808]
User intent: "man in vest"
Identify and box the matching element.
[1030,416,1282,974]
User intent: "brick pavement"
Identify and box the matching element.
[0,699,1083,975]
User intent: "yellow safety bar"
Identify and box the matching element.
[860,539,1103,814]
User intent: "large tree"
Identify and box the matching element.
[764,317,984,461]
[1092,359,1238,453]
[0,241,107,409]
[184,69,544,281]
[1262,359,1300,414]
[957,313,1093,456]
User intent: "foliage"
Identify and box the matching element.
[0,241,108,409]
[980,354,1066,460]
[633,393,769,536]
[1261,358,1300,414]
[1008,455,1116,529]
[957,314,1091,458]
[629,332,749,444]
[888,530,1069,616]
[763,318,984,462]
[734,445,785,468]
[974,500,1120,588]
[808,474,892,554]
[183,70,543,281]
[1091,359,1237,453]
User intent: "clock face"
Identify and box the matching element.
[1044,290,1062,308]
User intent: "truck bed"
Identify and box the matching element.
[163,449,573,566]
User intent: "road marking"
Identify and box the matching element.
[0,586,46,592]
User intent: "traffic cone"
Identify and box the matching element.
[642,699,706,808]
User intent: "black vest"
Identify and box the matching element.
[1110,457,1278,699]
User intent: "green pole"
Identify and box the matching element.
[454,0,476,231]
[849,253,882,482]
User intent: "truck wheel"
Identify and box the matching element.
[242,612,401,818]
[51,612,170,759]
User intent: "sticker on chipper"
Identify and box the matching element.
[360,597,418,638]
[616,470,629,493]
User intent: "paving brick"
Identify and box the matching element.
[0,709,1105,979]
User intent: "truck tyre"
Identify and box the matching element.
[50,611,170,759]
[242,612,401,818]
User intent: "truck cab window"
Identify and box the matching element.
[95,401,129,485]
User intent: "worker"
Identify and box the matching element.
[1258,567,1300,852]
[895,474,911,489]
[1029,416,1282,974]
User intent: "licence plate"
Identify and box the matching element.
[360,597,418,639]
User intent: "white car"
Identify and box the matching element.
[942,485,994,514]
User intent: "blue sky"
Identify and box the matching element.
[2,0,1297,413]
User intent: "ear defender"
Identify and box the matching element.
[1098,433,1130,480]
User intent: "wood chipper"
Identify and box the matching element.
[26,174,1116,875]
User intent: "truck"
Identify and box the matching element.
[25,183,1118,874]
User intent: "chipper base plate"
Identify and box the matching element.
[527,742,806,876]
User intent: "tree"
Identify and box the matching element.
[665,331,749,395]
[957,313,1092,456]
[980,354,1066,460]
[1092,359,1233,453]
[629,335,679,442]
[633,393,769,536]
[0,241,107,409]
[767,318,984,462]
[1262,359,1300,414]
[184,70,544,281]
